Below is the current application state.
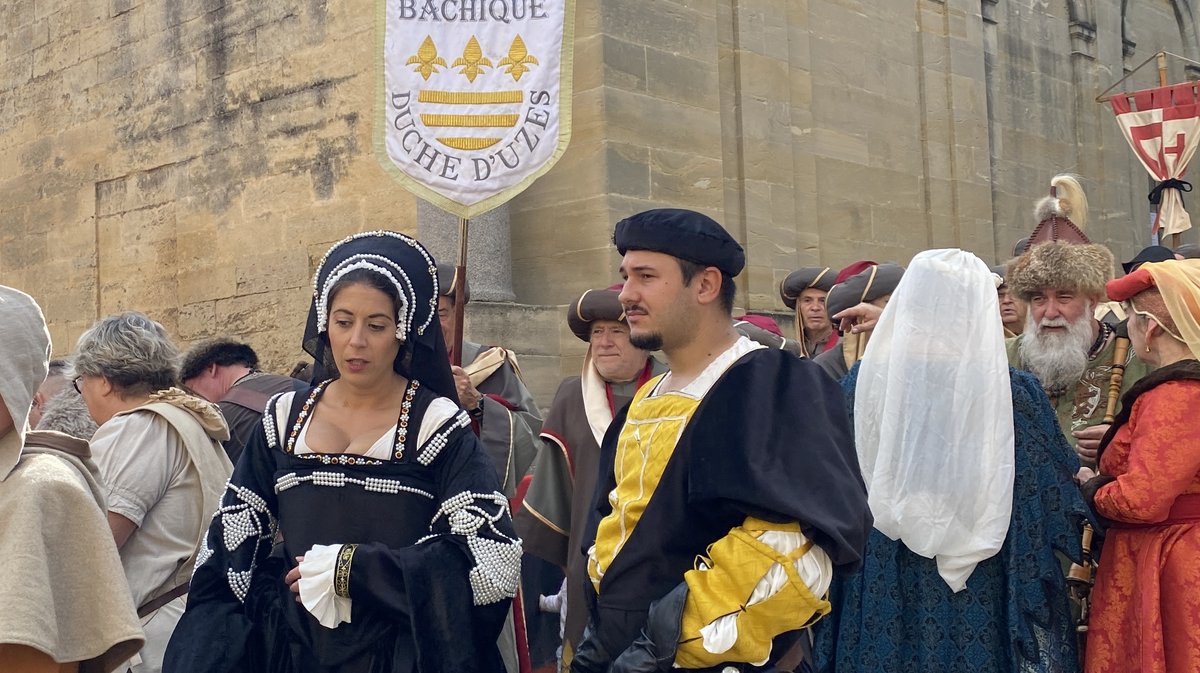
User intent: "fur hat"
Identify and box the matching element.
[1006,241,1115,301]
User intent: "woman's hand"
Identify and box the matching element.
[285,555,305,603]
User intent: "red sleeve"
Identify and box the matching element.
[1095,380,1200,523]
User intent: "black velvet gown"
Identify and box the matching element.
[164,379,517,673]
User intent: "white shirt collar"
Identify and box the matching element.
[652,336,764,400]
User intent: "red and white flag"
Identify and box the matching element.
[1111,83,1200,237]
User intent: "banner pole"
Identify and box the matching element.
[1155,52,1184,248]
[451,216,470,367]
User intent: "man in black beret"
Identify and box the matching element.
[515,285,666,669]
[812,263,904,382]
[780,267,837,357]
[573,209,871,673]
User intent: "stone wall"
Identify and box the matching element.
[1,0,1198,409]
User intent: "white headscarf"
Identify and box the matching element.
[854,249,1015,591]
[0,285,51,481]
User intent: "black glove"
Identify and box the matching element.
[609,582,689,673]
[571,625,614,673]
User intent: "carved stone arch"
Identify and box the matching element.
[1169,0,1200,65]
[1121,0,1200,71]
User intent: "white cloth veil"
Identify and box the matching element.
[853,249,1015,591]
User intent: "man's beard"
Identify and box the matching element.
[629,332,663,351]
[1017,311,1094,392]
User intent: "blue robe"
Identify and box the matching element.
[813,367,1087,673]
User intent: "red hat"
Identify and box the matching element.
[834,260,877,285]
[1106,267,1154,302]
[735,314,784,337]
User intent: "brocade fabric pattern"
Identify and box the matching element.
[813,367,1086,673]
[1086,377,1200,673]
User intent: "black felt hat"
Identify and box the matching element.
[825,263,905,318]
[566,286,625,342]
[1121,245,1176,274]
[613,209,745,276]
[779,267,835,309]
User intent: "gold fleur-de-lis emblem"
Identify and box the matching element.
[406,36,447,80]
[452,36,492,83]
[498,35,539,82]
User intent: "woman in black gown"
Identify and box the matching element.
[165,232,520,673]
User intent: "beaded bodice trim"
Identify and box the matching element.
[281,378,420,463]
[275,471,435,499]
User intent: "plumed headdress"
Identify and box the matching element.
[1024,174,1090,250]
[303,231,455,399]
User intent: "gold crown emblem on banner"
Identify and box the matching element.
[404,34,539,151]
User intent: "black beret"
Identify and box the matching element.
[613,209,745,276]
[567,288,626,342]
[1121,245,1175,274]
[825,263,904,318]
[436,262,470,304]
[990,264,1007,280]
[779,267,835,309]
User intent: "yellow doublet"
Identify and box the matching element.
[587,376,701,593]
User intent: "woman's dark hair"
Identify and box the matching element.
[327,268,405,324]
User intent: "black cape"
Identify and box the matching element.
[581,348,872,665]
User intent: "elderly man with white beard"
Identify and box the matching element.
[1005,241,1149,469]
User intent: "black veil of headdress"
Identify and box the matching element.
[302,231,457,401]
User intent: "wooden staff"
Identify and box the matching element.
[1066,329,1130,660]
[1103,336,1131,426]
[451,216,469,367]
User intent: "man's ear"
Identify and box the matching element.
[31,390,45,412]
[695,267,724,305]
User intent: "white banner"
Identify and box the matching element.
[378,0,575,218]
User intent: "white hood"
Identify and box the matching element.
[0,285,51,481]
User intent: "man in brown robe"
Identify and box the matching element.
[813,263,904,381]
[515,285,665,672]
[780,266,838,357]
[437,263,541,497]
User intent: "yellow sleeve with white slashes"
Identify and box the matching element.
[674,517,833,670]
